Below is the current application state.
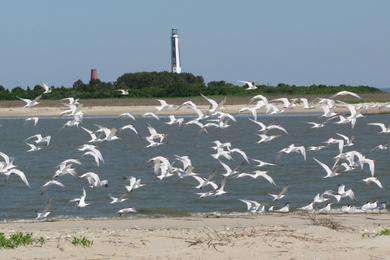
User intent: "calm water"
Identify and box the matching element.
[0,114,389,219]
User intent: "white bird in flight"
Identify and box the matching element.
[17,95,42,108]
[155,99,177,111]
[368,123,390,133]
[117,208,137,215]
[116,89,129,95]
[330,91,362,100]
[36,199,52,220]
[41,83,52,94]
[70,188,90,208]
[25,117,39,126]
[362,177,383,189]
[119,112,136,120]
[269,186,288,201]
[313,158,341,178]
[237,80,257,90]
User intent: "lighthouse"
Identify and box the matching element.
[171,28,182,74]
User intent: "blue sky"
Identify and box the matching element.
[0,0,389,88]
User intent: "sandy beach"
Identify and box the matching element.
[0,102,389,118]
[0,94,387,117]
[0,214,389,259]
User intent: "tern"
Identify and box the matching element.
[276,203,290,213]
[41,180,65,193]
[300,98,315,109]
[239,106,261,121]
[26,134,51,146]
[109,193,128,204]
[237,80,257,90]
[257,134,280,144]
[229,148,249,163]
[318,203,332,213]
[148,156,177,180]
[313,193,330,204]
[340,162,355,172]
[120,124,139,135]
[265,103,284,115]
[371,144,390,151]
[320,105,337,118]
[186,120,209,134]
[166,115,184,127]
[26,143,42,152]
[197,177,228,198]
[219,160,238,177]
[271,98,296,109]
[200,94,226,114]
[146,124,167,143]
[3,168,30,187]
[362,177,383,189]
[117,208,137,215]
[116,89,129,95]
[95,125,120,141]
[17,95,42,108]
[313,158,341,178]
[192,175,218,190]
[250,95,269,105]
[119,112,136,120]
[252,159,276,168]
[155,99,177,111]
[178,101,208,120]
[70,188,90,208]
[79,172,108,188]
[36,199,52,220]
[279,144,306,160]
[324,137,344,154]
[53,159,79,178]
[330,91,362,99]
[239,199,262,213]
[299,202,315,211]
[361,201,377,211]
[236,171,276,186]
[306,122,325,128]
[308,145,326,151]
[269,186,288,201]
[337,184,355,200]
[143,112,160,120]
[0,152,17,173]
[82,149,104,167]
[124,176,145,192]
[322,190,341,203]
[249,119,288,134]
[368,123,390,133]
[25,117,39,126]
[336,133,354,147]
[41,83,52,94]
[81,127,103,143]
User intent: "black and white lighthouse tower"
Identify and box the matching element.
[171,28,182,74]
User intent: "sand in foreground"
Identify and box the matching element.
[0,214,389,259]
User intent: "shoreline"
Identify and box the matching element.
[0,214,389,259]
[0,103,389,118]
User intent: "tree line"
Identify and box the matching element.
[0,71,382,100]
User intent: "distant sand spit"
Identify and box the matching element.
[0,103,389,118]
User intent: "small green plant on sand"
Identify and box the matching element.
[71,236,93,247]
[377,228,390,236]
[0,232,45,249]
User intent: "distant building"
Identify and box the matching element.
[171,28,182,74]
[90,69,98,81]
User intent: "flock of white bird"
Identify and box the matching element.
[1,82,389,220]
